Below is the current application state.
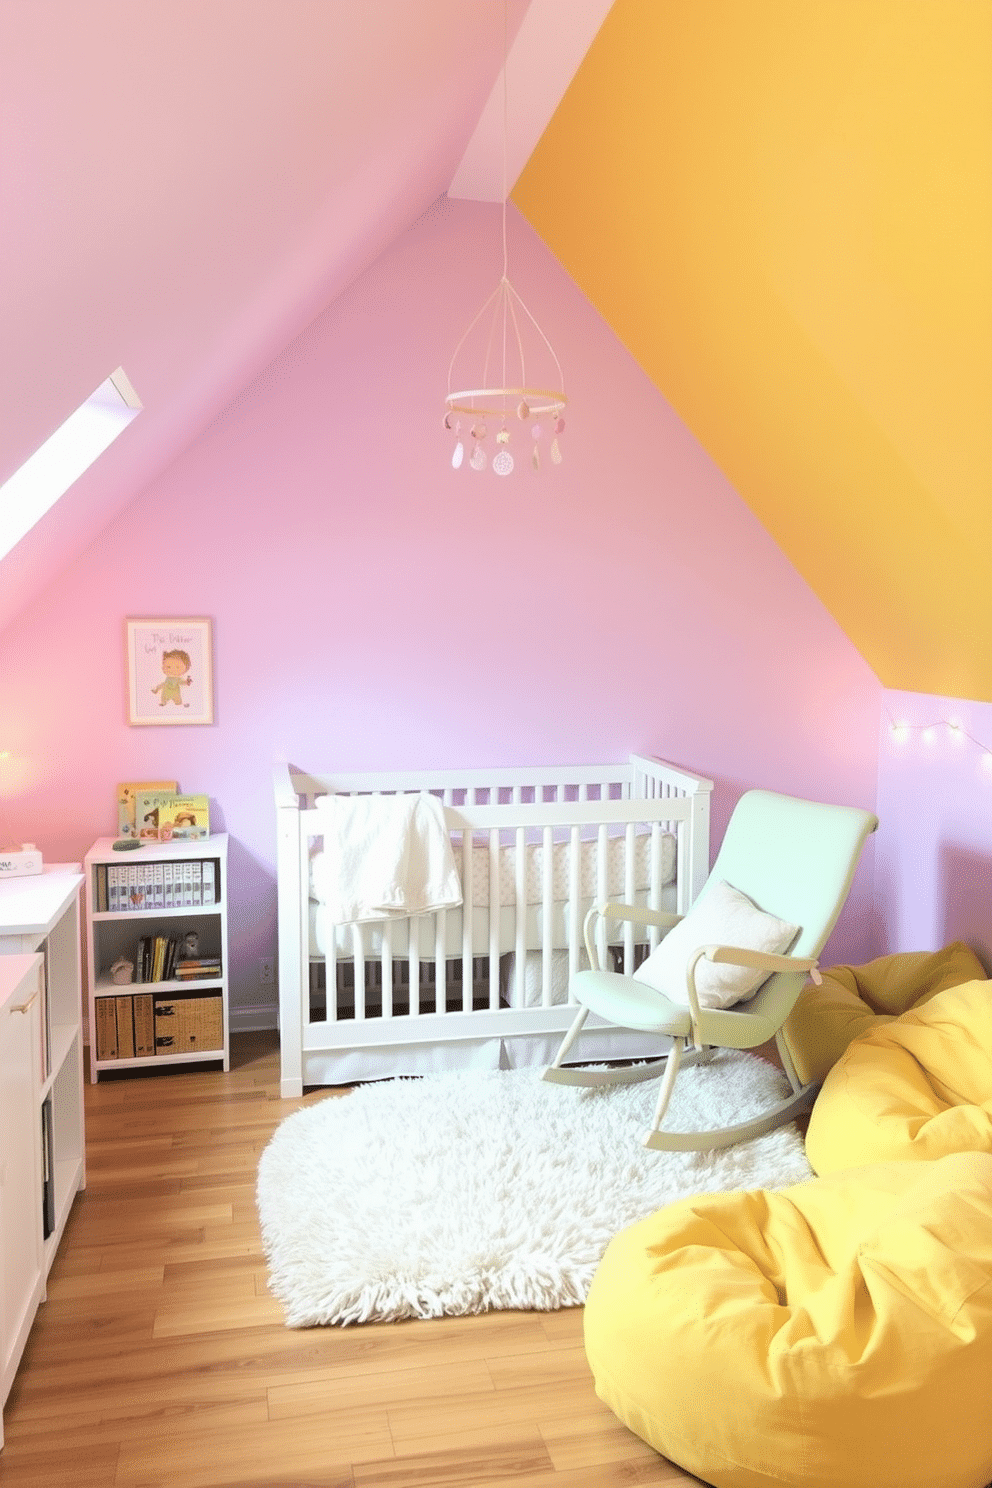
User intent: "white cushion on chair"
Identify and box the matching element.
[632,880,800,1011]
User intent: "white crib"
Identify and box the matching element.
[273,754,713,1097]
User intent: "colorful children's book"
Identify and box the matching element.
[133,788,184,840]
[134,792,211,842]
[117,780,178,838]
[158,794,210,841]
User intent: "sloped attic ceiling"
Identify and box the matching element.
[0,0,539,633]
[3,1,989,705]
[515,0,992,702]
[0,0,621,636]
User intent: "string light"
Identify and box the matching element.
[885,711,992,771]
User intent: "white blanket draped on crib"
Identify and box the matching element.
[313,791,463,924]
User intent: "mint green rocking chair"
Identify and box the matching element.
[544,789,878,1151]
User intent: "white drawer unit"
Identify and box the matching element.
[0,955,47,1448]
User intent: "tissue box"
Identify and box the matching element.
[0,844,43,879]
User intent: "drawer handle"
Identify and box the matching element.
[11,989,40,1014]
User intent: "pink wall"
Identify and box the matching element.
[0,198,883,1021]
[875,688,992,971]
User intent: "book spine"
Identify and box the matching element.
[163,863,174,909]
[153,862,165,909]
[192,860,202,906]
[201,860,216,905]
[133,993,155,1056]
[115,995,135,1058]
[95,997,118,1060]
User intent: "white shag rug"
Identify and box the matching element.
[256,1051,814,1327]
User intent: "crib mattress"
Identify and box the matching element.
[309,885,678,960]
[308,828,677,961]
[311,827,674,913]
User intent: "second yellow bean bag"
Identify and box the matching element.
[805,976,992,1175]
[781,940,985,1087]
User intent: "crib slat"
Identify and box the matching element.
[407,916,421,1016]
[313,820,336,1027]
[541,825,554,1007]
[326,928,337,1023]
[434,909,447,1014]
[595,823,609,968]
[351,923,366,1021]
[621,821,636,973]
[381,922,393,1021]
[488,828,500,1010]
[650,822,664,950]
[568,825,582,991]
[675,818,688,915]
[460,829,473,1013]
[514,825,527,1000]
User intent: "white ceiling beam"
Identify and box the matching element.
[448,0,615,202]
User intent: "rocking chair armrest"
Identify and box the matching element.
[583,900,683,969]
[683,945,823,1030]
[696,945,822,981]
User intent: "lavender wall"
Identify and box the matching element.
[875,688,992,971]
[0,198,883,1022]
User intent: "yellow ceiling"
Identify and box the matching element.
[514,0,992,700]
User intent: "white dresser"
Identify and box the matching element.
[0,869,85,1448]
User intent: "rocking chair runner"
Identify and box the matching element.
[544,789,878,1151]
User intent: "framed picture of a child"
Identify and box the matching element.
[124,618,214,726]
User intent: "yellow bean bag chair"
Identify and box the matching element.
[584,1152,992,1488]
[805,977,992,1176]
[782,940,985,1087]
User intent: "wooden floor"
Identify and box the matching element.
[1,1032,703,1488]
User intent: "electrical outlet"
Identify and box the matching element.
[258,956,275,985]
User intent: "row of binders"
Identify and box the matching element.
[96,993,156,1060]
[96,992,224,1061]
[94,858,219,913]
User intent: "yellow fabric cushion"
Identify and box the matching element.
[782,941,985,1086]
[584,1152,992,1488]
[806,977,992,1175]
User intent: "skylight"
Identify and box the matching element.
[0,367,142,559]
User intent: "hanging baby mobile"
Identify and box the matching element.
[444,277,566,476]
[444,9,567,475]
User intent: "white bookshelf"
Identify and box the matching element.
[84,835,229,1081]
